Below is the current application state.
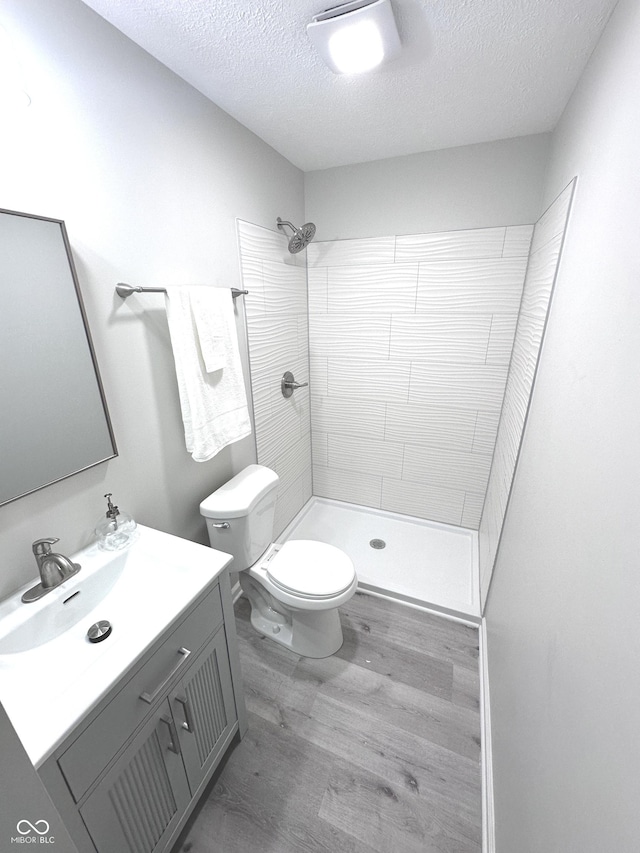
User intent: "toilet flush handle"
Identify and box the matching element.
[211,522,230,529]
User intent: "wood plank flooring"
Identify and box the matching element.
[177,591,481,853]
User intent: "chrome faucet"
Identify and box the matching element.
[21,538,81,603]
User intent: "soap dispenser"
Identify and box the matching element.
[95,493,137,550]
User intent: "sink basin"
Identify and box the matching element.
[0,549,128,654]
[0,524,232,766]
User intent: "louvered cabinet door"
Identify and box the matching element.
[79,700,191,853]
[170,626,237,792]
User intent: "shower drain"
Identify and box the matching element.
[369,538,386,550]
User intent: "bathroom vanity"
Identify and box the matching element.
[0,526,246,853]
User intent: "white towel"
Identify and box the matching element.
[165,286,252,462]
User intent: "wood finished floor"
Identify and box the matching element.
[178,592,482,853]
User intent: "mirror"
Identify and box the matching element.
[0,208,117,506]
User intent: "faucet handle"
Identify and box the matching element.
[32,538,59,557]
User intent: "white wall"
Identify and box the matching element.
[0,0,303,599]
[304,134,550,241]
[485,0,640,850]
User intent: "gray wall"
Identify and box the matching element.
[485,0,640,850]
[0,0,303,599]
[304,134,550,241]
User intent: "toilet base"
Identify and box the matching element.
[240,574,345,658]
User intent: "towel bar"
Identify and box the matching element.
[115,283,248,300]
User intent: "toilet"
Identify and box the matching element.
[200,464,357,658]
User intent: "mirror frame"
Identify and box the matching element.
[0,208,117,506]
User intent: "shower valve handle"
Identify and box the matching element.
[281,371,308,398]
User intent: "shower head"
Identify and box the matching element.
[277,217,316,254]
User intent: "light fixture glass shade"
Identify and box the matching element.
[307,0,401,75]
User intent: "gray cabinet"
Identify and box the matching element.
[39,570,245,853]
[78,699,191,853]
[170,627,237,793]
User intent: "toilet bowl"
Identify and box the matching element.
[200,465,357,658]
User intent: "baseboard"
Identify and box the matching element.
[358,583,479,627]
[479,618,496,853]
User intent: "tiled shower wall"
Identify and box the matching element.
[306,226,533,528]
[237,220,312,536]
[479,181,575,605]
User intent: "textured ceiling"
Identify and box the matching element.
[79,0,617,172]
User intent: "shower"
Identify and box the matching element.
[277,217,316,253]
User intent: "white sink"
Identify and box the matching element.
[0,525,232,766]
[0,549,128,655]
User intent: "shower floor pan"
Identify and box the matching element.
[278,497,480,622]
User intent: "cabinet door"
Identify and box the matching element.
[79,701,190,853]
[170,626,238,792]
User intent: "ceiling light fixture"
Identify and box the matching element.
[307,0,401,75]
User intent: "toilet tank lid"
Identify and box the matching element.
[200,464,279,519]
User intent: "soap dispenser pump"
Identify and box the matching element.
[95,493,137,550]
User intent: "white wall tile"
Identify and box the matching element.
[255,395,305,467]
[273,432,311,492]
[461,492,485,529]
[274,477,307,539]
[328,357,411,402]
[307,236,395,267]
[313,465,382,507]
[390,315,492,363]
[312,430,328,467]
[308,267,328,314]
[247,316,299,375]
[486,315,519,364]
[327,263,419,313]
[409,362,509,411]
[529,182,573,255]
[473,411,501,454]
[478,181,574,606]
[381,478,465,526]
[262,260,307,316]
[309,356,328,396]
[239,220,312,534]
[385,402,477,452]
[310,314,392,359]
[238,256,266,317]
[238,220,288,259]
[328,434,404,479]
[396,227,506,262]
[312,396,386,439]
[502,225,534,257]
[242,216,547,540]
[403,445,492,493]
[416,257,527,314]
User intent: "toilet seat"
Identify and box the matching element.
[262,540,355,600]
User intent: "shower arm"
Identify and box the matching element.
[277,218,303,238]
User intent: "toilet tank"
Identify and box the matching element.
[200,464,280,570]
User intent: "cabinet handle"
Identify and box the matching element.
[160,715,181,755]
[140,647,191,705]
[175,695,195,734]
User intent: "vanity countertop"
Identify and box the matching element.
[0,525,232,767]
